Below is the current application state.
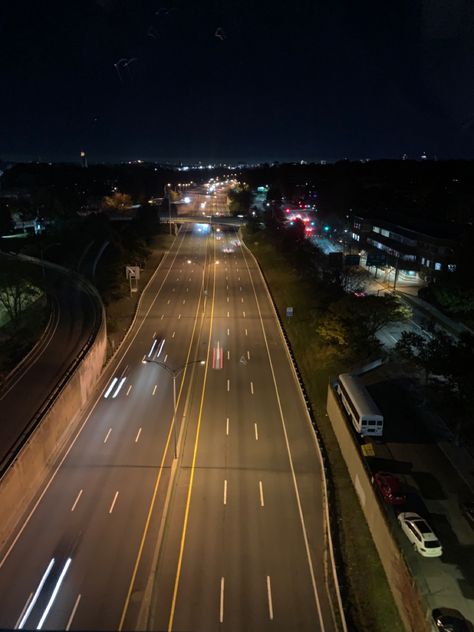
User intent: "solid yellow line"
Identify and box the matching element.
[167,241,216,632]
[117,229,208,631]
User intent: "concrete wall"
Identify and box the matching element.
[0,283,106,550]
[327,386,428,632]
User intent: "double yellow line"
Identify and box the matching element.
[118,229,217,631]
[167,234,217,631]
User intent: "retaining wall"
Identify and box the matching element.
[327,386,428,632]
[0,277,106,550]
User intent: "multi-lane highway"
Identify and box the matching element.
[0,222,341,631]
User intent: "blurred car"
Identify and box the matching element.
[432,608,469,632]
[398,512,442,557]
[460,501,474,528]
[374,472,406,505]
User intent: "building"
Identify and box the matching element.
[351,215,464,279]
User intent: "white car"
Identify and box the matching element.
[398,512,442,557]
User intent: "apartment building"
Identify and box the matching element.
[351,215,463,278]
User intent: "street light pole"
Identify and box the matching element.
[142,358,205,458]
[164,183,172,236]
[172,373,177,457]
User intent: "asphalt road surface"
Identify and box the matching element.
[0,224,339,631]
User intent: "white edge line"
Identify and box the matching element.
[66,594,82,631]
[0,229,186,570]
[243,234,346,631]
[15,592,33,630]
[71,489,83,512]
[241,237,327,631]
[242,232,346,631]
[219,577,224,623]
[109,491,119,514]
[223,480,227,505]
[266,575,274,620]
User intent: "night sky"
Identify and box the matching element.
[1,0,473,163]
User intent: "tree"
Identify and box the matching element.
[284,217,306,246]
[227,185,253,216]
[354,294,412,342]
[101,192,133,213]
[0,202,13,235]
[396,330,474,439]
[318,294,411,351]
[340,266,371,294]
[0,260,40,324]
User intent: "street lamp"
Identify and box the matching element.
[141,358,205,458]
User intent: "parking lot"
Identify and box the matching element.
[364,371,474,628]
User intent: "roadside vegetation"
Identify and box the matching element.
[0,259,48,382]
[1,195,168,363]
[396,329,474,445]
[243,224,405,632]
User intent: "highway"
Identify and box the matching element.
[0,222,340,631]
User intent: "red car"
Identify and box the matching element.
[374,472,406,505]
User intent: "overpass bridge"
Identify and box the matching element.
[159,212,246,228]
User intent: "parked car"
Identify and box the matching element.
[460,501,474,528]
[432,608,469,632]
[374,472,406,505]
[398,512,442,557]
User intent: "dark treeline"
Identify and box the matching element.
[2,159,474,225]
[240,159,474,226]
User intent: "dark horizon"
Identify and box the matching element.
[1,0,474,163]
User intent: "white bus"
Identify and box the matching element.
[335,373,384,437]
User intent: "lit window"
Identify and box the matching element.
[373,226,380,234]
[421,257,425,265]
[435,262,442,271]
[448,264,457,272]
